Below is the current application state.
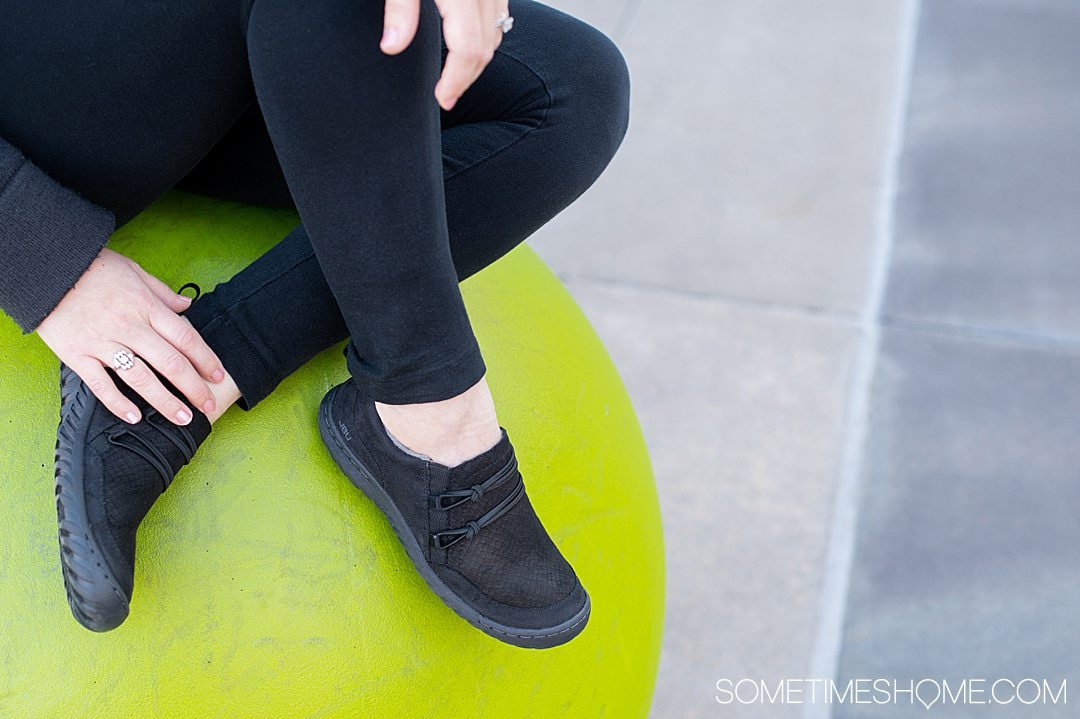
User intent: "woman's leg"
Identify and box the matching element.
[1,0,266,632]
[180,0,630,425]
[3,0,627,420]
[9,0,626,634]
[187,0,628,646]
[246,0,485,409]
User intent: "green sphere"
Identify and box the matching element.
[0,192,664,718]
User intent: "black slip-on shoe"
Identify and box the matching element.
[318,379,590,649]
[54,363,211,631]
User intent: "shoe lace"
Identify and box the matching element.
[430,455,526,550]
[105,407,198,490]
[177,282,202,304]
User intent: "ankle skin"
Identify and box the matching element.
[374,376,502,468]
[205,372,242,424]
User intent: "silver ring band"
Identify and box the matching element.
[111,348,135,371]
[495,13,514,33]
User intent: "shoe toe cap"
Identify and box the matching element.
[432,564,591,648]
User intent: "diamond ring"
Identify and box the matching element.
[495,13,514,34]
[111,348,135,371]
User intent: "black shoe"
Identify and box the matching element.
[318,379,590,649]
[54,363,211,631]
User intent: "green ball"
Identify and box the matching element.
[0,192,664,718]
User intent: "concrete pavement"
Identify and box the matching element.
[535,0,1078,716]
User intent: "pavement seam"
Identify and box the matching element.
[558,271,861,324]
[881,314,1080,356]
[803,0,923,717]
[557,271,1080,357]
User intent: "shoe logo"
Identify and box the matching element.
[339,422,352,441]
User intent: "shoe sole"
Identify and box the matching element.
[54,366,130,632]
[318,386,590,649]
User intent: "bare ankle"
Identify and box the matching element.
[204,372,242,424]
[375,376,501,468]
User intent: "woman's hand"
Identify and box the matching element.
[36,247,224,425]
[380,0,508,111]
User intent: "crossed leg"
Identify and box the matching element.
[180,0,630,422]
[11,0,628,636]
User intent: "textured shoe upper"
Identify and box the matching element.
[328,379,580,611]
[62,364,210,594]
[435,436,578,609]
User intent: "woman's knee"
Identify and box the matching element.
[571,23,631,153]
[514,5,631,177]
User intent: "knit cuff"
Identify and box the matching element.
[0,155,115,333]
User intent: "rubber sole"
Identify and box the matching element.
[318,385,590,649]
[54,365,131,632]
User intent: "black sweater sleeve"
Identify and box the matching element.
[0,136,115,333]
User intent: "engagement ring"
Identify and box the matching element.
[495,13,514,34]
[111,348,135,371]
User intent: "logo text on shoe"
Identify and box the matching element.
[339,422,352,441]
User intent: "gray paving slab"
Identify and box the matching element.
[835,327,1080,718]
[543,0,634,38]
[563,279,858,718]
[886,0,1080,337]
[531,0,905,312]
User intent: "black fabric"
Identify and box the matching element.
[75,366,211,595]
[327,377,434,553]
[441,443,576,608]
[0,0,631,406]
[0,140,115,332]
[326,378,582,614]
[433,559,588,633]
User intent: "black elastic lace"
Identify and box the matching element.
[430,455,519,510]
[430,456,525,550]
[177,282,202,304]
[105,408,197,490]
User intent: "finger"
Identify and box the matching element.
[131,329,216,416]
[68,357,142,425]
[137,267,193,314]
[149,304,225,384]
[381,0,421,54]
[108,351,194,426]
[436,15,490,110]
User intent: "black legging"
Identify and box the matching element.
[0,0,629,407]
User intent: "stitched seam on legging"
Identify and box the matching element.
[195,249,317,337]
[441,47,554,184]
[364,343,484,393]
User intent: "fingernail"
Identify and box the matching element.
[381,27,399,47]
[212,369,225,383]
[177,409,192,424]
[202,399,216,414]
[178,294,193,304]
[126,412,140,424]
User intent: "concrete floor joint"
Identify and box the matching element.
[802,0,923,717]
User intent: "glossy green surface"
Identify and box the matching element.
[0,192,663,718]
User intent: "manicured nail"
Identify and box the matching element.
[212,369,225,383]
[177,409,192,424]
[126,412,140,424]
[381,27,399,47]
[202,399,216,414]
